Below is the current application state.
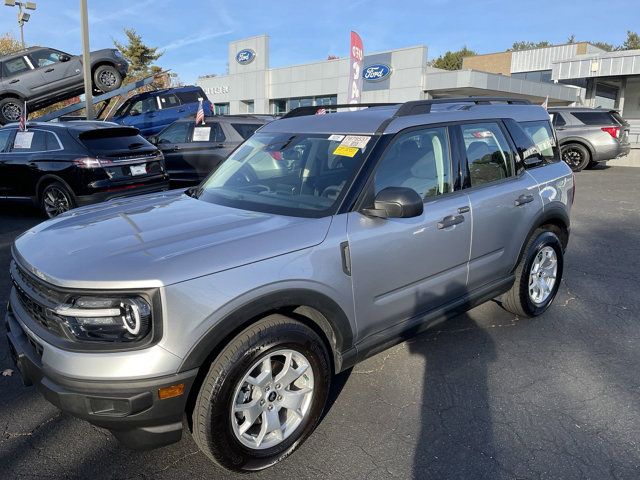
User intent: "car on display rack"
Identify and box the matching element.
[0,46,129,125]
[109,85,213,137]
[549,106,631,171]
[0,121,169,217]
[148,114,272,185]
[5,98,573,472]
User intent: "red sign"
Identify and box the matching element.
[347,31,364,110]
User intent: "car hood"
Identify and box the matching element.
[13,191,332,289]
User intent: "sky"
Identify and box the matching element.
[1,0,638,84]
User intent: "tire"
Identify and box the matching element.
[561,143,590,172]
[502,229,564,318]
[93,65,122,93]
[0,97,23,125]
[39,181,75,218]
[192,314,331,472]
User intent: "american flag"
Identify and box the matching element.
[316,108,327,115]
[19,101,27,132]
[541,95,549,110]
[195,98,205,125]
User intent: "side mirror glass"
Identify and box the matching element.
[361,187,423,219]
[59,54,71,62]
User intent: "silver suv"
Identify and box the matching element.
[5,98,574,472]
[549,107,630,171]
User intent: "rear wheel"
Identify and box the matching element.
[93,65,122,92]
[39,182,75,218]
[192,314,331,471]
[561,143,590,172]
[502,229,564,317]
[0,97,23,125]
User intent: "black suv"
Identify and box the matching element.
[0,46,129,124]
[0,121,169,217]
[148,114,272,184]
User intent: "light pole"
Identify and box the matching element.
[4,1,37,49]
[79,0,94,120]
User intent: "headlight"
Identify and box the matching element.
[113,49,123,59]
[54,296,152,342]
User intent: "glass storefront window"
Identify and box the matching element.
[214,103,230,115]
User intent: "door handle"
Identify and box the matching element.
[45,68,55,73]
[515,194,534,206]
[457,206,470,214]
[178,108,186,112]
[9,79,19,84]
[438,214,465,229]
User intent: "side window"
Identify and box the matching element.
[520,121,556,160]
[192,123,225,142]
[159,94,180,109]
[552,113,566,127]
[2,57,31,78]
[129,97,158,115]
[461,122,514,187]
[175,91,202,104]
[11,130,60,152]
[374,126,452,199]
[158,122,191,144]
[29,49,64,68]
[0,129,13,152]
[231,123,262,140]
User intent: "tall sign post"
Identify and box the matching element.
[347,31,364,110]
[80,0,94,120]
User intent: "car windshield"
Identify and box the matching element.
[196,132,376,217]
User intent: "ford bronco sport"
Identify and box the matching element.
[5,98,573,471]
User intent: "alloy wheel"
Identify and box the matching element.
[99,70,117,88]
[562,148,583,169]
[1,102,22,122]
[231,349,314,450]
[43,187,71,218]
[528,246,558,304]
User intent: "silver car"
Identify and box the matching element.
[5,98,574,472]
[549,107,631,172]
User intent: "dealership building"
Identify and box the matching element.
[197,35,640,139]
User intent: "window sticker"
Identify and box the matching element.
[14,131,34,149]
[328,134,345,142]
[193,127,211,142]
[339,135,370,150]
[333,145,359,157]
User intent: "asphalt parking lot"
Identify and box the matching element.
[1,166,639,480]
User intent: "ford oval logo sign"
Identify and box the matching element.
[362,64,392,82]
[236,49,256,65]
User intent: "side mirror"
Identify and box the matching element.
[59,54,71,62]
[129,110,140,116]
[148,135,158,145]
[361,187,423,219]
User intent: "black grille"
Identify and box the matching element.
[10,261,68,338]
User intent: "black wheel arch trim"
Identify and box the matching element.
[512,205,570,273]
[35,174,76,202]
[178,289,355,374]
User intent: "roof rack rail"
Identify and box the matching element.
[281,103,397,119]
[395,97,531,117]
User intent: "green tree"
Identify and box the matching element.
[429,46,477,71]
[509,41,552,51]
[620,30,640,50]
[590,41,615,52]
[0,32,23,56]
[113,28,163,80]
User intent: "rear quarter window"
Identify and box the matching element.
[175,90,205,104]
[231,123,262,140]
[519,121,556,160]
[571,111,619,125]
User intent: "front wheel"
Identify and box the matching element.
[93,65,123,93]
[502,229,564,317]
[561,143,590,172]
[192,314,331,472]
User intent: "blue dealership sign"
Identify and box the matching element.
[362,64,392,82]
[236,49,256,65]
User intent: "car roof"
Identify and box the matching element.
[1,120,125,132]
[0,46,44,62]
[548,107,617,113]
[124,85,204,101]
[260,101,550,136]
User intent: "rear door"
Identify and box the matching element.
[155,121,194,183]
[347,125,472,341]
[1,55,44,97]
[179,121,230,182]
[458,121,542,290]
[0,128,16,197]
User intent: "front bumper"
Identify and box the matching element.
[4,303,198,450]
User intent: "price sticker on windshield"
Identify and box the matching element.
[339,135,370,150]
[333,145,359,157]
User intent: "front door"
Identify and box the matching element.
[457,121,543,290]
[347,125,471,342]
[29,49,82,94]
